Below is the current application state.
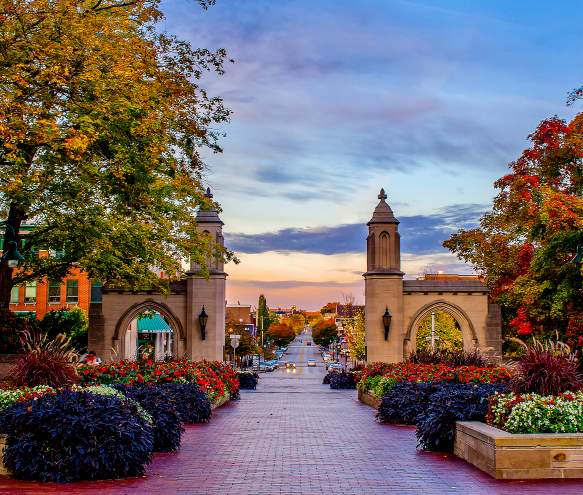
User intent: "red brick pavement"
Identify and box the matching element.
[0,370,582,494]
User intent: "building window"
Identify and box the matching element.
[91,281,103,303]
[49,248,65,259]
[66,280,78,304]
[10,286,19,304]
[24,281,37,304]
[48,280,61,304]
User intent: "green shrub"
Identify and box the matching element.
[371,376,397,398]
[39,308,88,352]
[0,390,153,482]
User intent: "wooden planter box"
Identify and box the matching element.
[455,421,583,479]
[0,434,7,476]
[358,389,381,409]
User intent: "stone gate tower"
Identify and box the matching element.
[364,188,405,362]
[187,187,227,360]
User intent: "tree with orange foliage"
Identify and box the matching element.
[312,319,337,346]
[0,0,232,310]
[266,322,295,347]
[445,97,583,343]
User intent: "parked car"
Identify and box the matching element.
[307,358,317,367]
[264,359,279,369]
[259,363,274,373]
[327,362,343,372]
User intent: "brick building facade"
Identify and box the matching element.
[9,263,96,319]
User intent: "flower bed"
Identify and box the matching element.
[0,359,239,482]
[488,391,583,434]
[357,362,511,398]
[78,359,239,403]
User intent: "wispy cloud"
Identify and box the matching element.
[225,203,487,255]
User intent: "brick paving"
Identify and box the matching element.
[1,343,583,493]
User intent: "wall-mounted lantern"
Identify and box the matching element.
[198,306,208,340]
[382,306,392,341]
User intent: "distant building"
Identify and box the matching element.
[226,303,255,336]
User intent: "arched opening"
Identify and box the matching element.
[124,310,175,360]
[112,300,185,361]
[415,310,463,352]
[404,300,478,357]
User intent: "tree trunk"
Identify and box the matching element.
[0,204,25,313]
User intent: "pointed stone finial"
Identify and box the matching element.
[368,186,398,225]
[205,187,213,199]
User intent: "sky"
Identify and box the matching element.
[161,0,583,310]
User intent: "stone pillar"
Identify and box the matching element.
[485,303,503,359]
[187,273,226,361]
[88,302,107,358]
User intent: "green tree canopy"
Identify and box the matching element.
[344,310,366,361]
[0,0,233,309]
[415,311,462,352]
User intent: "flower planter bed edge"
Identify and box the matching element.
[211,392,230,409]
[358,389,381,409]
[454,421,583,479]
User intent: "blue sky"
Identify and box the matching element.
[161,0,582,309]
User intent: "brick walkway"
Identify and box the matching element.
[2,360,583,493]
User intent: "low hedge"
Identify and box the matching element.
[329,371,356,390]
[0,390,153,482]
[416,383,508,452]
[157,382,211,423]
[377,382,508,452]
[238,371,259,390]
[358,363,511,396]
[115,384,184,452]
[377,382,442,425]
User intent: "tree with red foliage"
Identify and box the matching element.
[444,103,583,343]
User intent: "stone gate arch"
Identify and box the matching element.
[403,300,478,358]
[363,188,502,363]
[113,299,186,359]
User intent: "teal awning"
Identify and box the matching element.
[137,313,172,333]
